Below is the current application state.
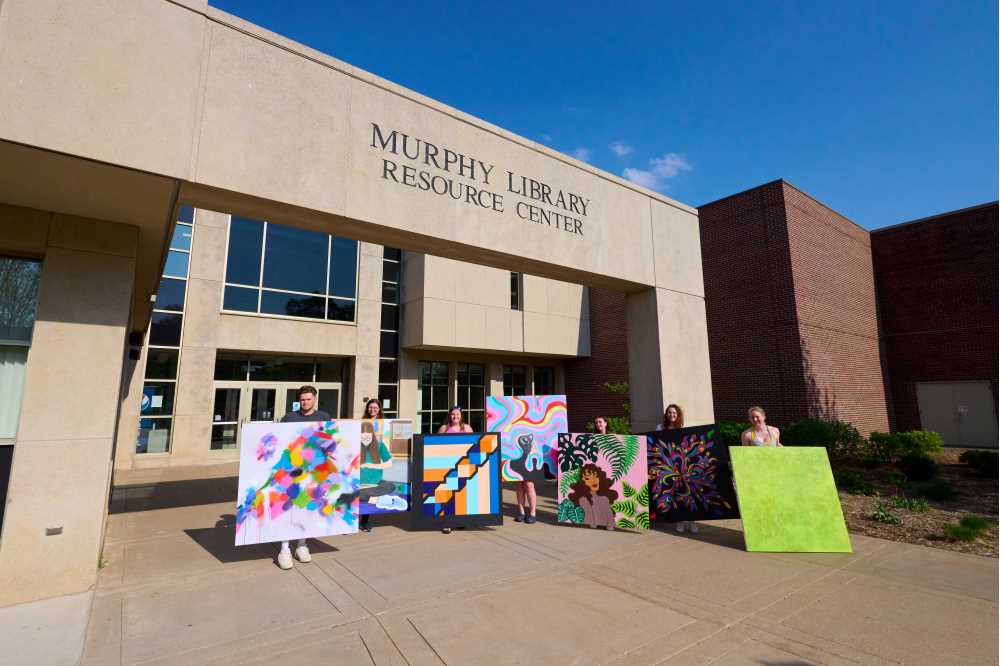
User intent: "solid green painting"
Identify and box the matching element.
[730,447,852,553]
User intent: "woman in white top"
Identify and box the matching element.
[741,406,782,447]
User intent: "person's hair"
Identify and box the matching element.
[440,406,467,430]
[361,420,383,463]
[747,405,766,420]
[568,464,618,506]
[594,416,609,432]
[364,398,382,419]
[662,404,684,429]
[298,385,318,398]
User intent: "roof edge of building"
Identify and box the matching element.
[870,201,999,235]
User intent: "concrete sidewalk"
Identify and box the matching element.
[72,485,998,665]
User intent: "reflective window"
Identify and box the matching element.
[149,312,182,346]
[378,359,398,383]
[225,217,264,285]
[169,225,192,251]
[0,256,42,344]
[510,272,522,310]
[379,331,398,358]
[177,205,195,224]
[249,356,314,382]
[315,357,345,382]
[457,363,485,431]
[154,278,186,312]
[329,237,358,298]
[145,349,178,380]
[140,382,175,417]
[380,304,399,331]
[533,366,555,395]
[223,217,358,322]
[262,225,327,294]
[503,365,527,396]
[137,418,171,454]
[214,354,249,381]
[381,282,398,305]
[418,361,449,434]
[163,251,189,279]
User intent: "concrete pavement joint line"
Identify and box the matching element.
[405,616,447,666]
[358,630,377,666]
[295,562,344,615]
[480,530,562,562]
[741,623,899,666]
[373,613,413,666]
[323,556,391,604]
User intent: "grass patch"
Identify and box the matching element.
[871,501,901,525]
[890,495,929,512]
[943,515,991,542]
[959,515,989,530]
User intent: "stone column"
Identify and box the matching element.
[0,215,136,606]
[626,287,715,432]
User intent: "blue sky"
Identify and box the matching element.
[211,1,997,229]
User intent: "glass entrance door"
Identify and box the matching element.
[210,381,342,451]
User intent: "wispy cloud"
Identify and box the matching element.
[622,153,692,190]
[609,141,633,158]
[571,147,592,162]
[539,133,553,143]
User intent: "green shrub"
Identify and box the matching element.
[944,524,980,541]
[869,430,944,461]
[584,382,631,434]
[885,470,907,487]
[782,418,866,462]
[916,479,956,501]
[863,432,893,465]
[959,450,999,478]
[959,515,989,531]
[901,455,938,482]
[717,421,749,448]
[834,469,877,495]
[871,501,901,524]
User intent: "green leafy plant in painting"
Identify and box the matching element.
[557,499,584,524]
[559,436,598,473]
[614,480,649,529]
[596,435,637,482]
[559,467,581,498]
[871,501,901,525]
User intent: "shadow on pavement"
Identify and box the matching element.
[184,514,340,563]
[111,476,238,514]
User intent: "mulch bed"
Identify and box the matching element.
[837,448,998,558]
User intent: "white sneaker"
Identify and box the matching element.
[675,523,686,533]
[294,544,312,563]
[277,547,293,570]
[687,522,700,534]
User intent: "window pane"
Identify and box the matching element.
[260,290,324,319]
[510,272,520,310]
[0,257,42,343]
[210,423,238,450]
[329,237,358,298]
[378,384,397,414]
[315,357,344,382]
[470,388,485,411]
[381,260,399,284]
[223,285,258,312]
[432,387,448,411]
[249,356,314,382]
[421,388,431,411]
[327,298,355,322]
[262,224,327,294]
[177,204,194,223]
[154,277,186,312]
[381,282,398,305]
[169,225,192,251]
[140,382,175,417]
[419,362,431,386]
[468,411,485,432]
[149,312,182,346]
[457,363,469,386]
[144,349,178,379]
[420,413,432,435]
[163,250,189,279]
[317,388,339,419]
[378,359,397,383]
[0,346,29,438]
[379,331,398,358]
[432,362,448,386]
[137,417,171,454]
[534,367,555,395]
[383,247,401,261]
[213,388,241,422]
[226,217,264,285]
[468,363,484,385]
[214,353,248,381]
[380,304,399,331]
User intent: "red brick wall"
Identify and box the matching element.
[564,287,630,431]
[698,181,808,429]
[782,183,889,435]
[871,203,999,432]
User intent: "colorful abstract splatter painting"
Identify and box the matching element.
[235,420,360,545]
[487,395,568,481]
[645,425,740,523]
[411,433,502,529]
[359,419,412,516]
[557,434,649,530]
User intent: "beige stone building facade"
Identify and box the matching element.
[0,0,713,607]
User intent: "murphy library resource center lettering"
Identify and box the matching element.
[0,0,996,610]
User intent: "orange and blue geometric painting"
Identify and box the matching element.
[487,395,568,481]
[235,420,361,545]
[411,432,502,529]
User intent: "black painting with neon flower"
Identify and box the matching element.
[645,424,740,522]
